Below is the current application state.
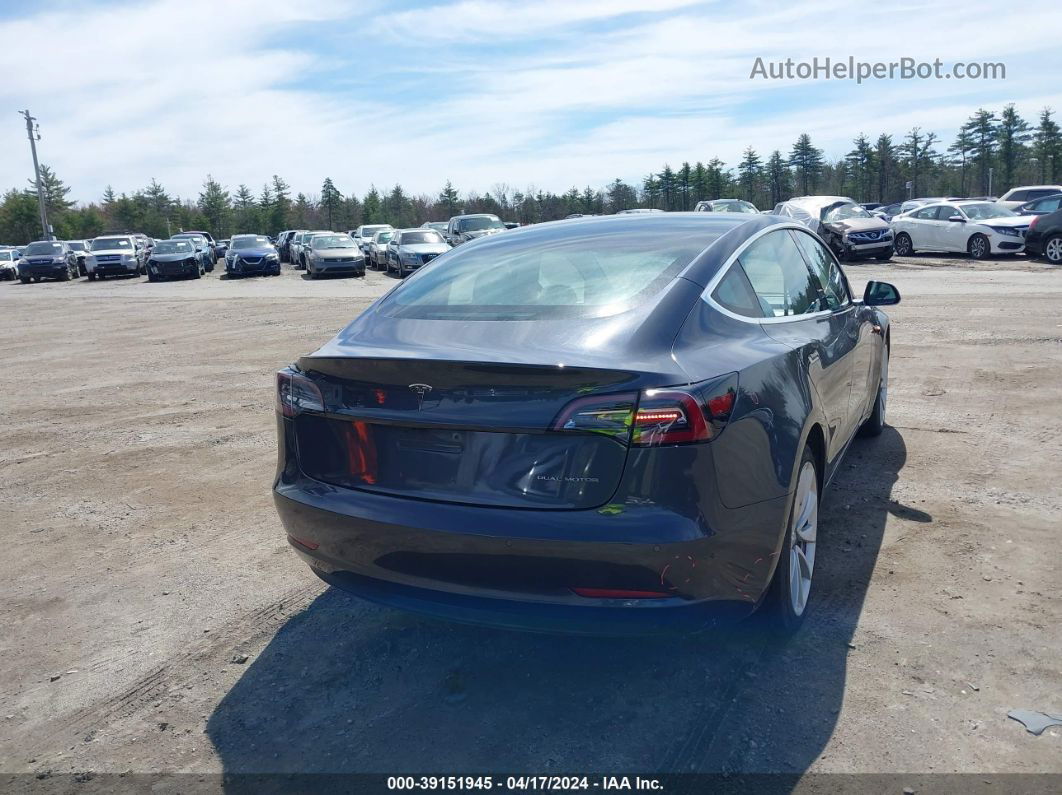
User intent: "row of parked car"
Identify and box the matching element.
[6,187,1062,285]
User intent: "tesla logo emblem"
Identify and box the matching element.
[408,383,432,409]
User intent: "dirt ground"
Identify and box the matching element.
[0,255,1060,788]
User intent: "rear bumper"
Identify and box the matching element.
[273,479,786,635]
[92,262,139,275]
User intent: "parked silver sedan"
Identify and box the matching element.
[367,229,394,270]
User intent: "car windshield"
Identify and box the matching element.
[232,236,270,250]
[361,226,390,237]
[154,241,193,254]
[824,204,872,222]
[714,201,758,214]
[91,238,132,251]
[380,223,720,321]
[312,235,355,249]
[399,231,444,245]
[962,202,1017,220]
[24,242,63,255]
[374,232,393,243]
[0,251,12,261]
[458,217,504,231]
[67,241,86,251]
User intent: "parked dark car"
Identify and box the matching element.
[179,230,219,264]
[305,233,366,279]
[216,238,230,259]
[170,234,215,272]
[273,213,899,635]
[277,230,304,263]
[446,213,506,246]
[16,240,79,283]
[1016,192,1062,216]
[146,239,205,281]
[1023,206,1062,264]
[225,234,281,277]
[66,240,90,275]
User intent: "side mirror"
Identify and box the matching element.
[863,280,900,306]
[948,215,965,223]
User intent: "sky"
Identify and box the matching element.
[2,0,1062,204]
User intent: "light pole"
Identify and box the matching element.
[19,109,51,240]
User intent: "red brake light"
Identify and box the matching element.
[276,369,324,417]
[631,390,710,445]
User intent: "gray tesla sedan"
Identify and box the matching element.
[273,213,899,635]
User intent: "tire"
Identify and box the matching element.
[894,233,914,256]
[148,273,158,283]
[87,273,97,282]
[97,274,105,281]
[765,445,819,634]
[1042,234,1062,264]
[19,276,30,284]
[192,265,202,279]
[859,345,888,437]
[78,262,86,277]
[968,233,990,260]
[60,266,71,281]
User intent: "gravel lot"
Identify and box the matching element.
[0,256,1060,785]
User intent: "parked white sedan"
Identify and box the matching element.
[891,201,1030,259]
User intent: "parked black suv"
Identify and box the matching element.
[17,240,80,283]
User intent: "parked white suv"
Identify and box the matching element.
[86,235,143,280]
[997,185,1062,211]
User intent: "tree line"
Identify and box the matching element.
[2,103,1060,246]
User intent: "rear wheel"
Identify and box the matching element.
[968,233,990,260]
[60,265,71,281]
[19,276,30,284]
[894,233,914,256]
[766,446,819,634]
[1043,234,1062,264]
[87,273,97,281]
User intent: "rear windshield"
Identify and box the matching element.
[67,241,87,251]
[379,225,718,321]
[457,216,503,232]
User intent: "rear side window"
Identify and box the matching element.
[1034,196,1062,212]
[738,230,821,317]
[1007,190,1028,202]
[711,265,763,318]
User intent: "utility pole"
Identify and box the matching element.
[988,167,994,197]
[19,109,50,240]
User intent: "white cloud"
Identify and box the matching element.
[1,0,1060,204]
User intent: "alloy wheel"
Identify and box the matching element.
[788,461,818,616]
[1045,236,1062,264]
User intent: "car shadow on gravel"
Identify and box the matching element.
[207,427,913,787]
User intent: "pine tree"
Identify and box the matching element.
[197,175,231,238]
[997,104,1031,190]
[690,162,709,206]
[605,178,637,212]
[677,162,692,210]
[233,185,256,233]
[789,134,824,195]
[875,135,897,202]
[362,186,382,224]
[658,165,676,211]
[766,151,791,208]
[965,109,999,195]
[438,181,460,217]
[270,175,291,233]
[1033,108,1062,183]
[845,135,876,202]
[292,193,312,227]
[320,178,342,230]
[642,174,661,208]
[948,126,976,197]
[737,148,763,206]
[705,158,730,199]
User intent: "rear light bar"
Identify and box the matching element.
[276,368,324,417]
[550,374,738,447]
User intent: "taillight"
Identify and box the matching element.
[550,374,738,447]
[276,368,324,417]
[550,392,638,440]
